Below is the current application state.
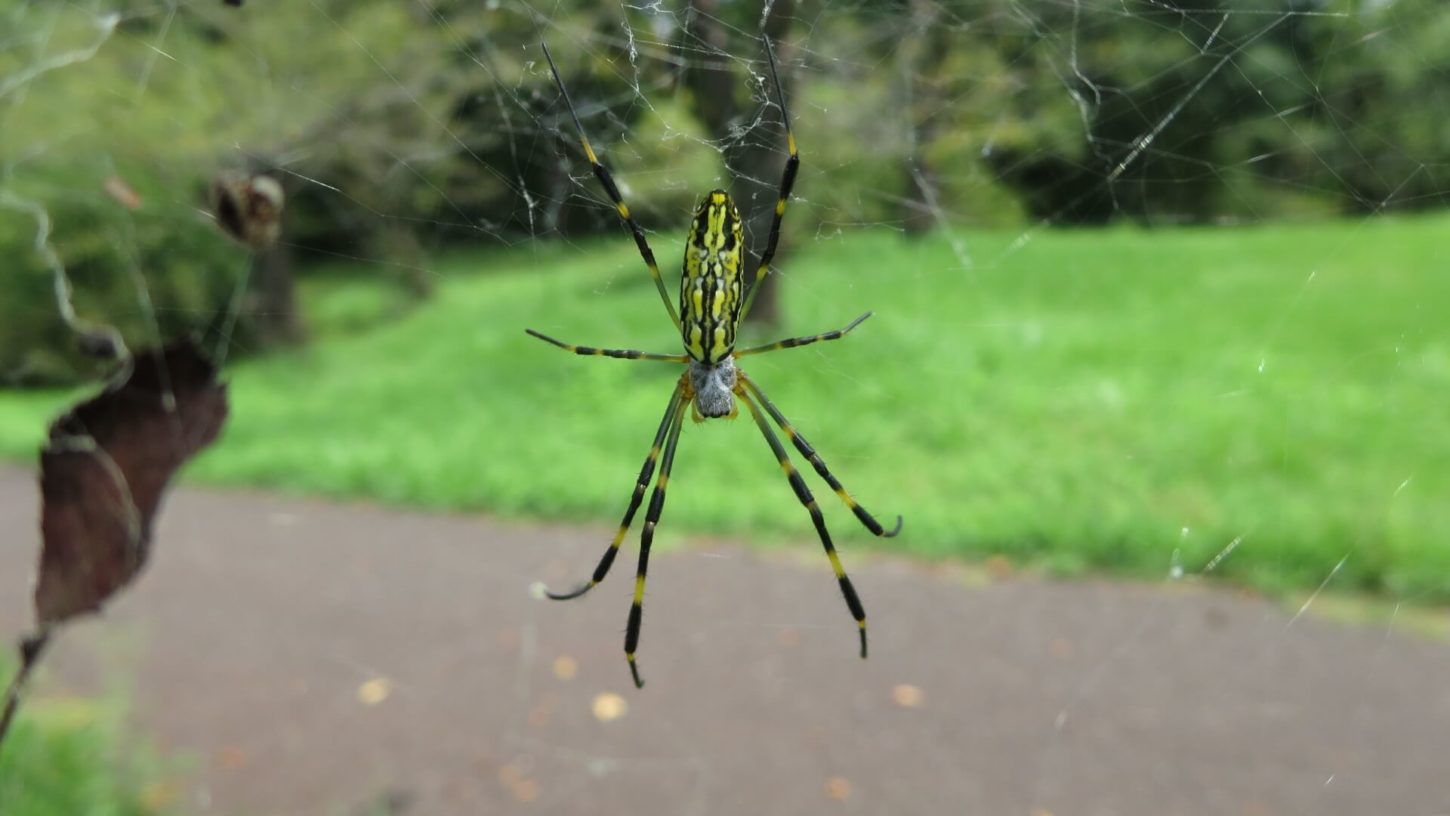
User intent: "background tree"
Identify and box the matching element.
[7,0,1450,381]
[681,0,796,326]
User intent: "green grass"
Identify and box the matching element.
[0,660,169,815]
[2,216,1448,601]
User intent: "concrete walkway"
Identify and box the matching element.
[1,467,1447,815]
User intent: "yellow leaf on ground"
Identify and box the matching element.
[592,692,628,722]
[357,678,391,705]
[892,683,924,708]
[552,655,578,680]
[824,776,852,801]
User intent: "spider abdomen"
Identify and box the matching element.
[681,190,744,364]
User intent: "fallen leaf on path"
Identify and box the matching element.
[591,692,627,722]
[217,746,249,770]
[511,777,540,803]
[892,683,924,708]
[357,678,392,705]
[551,655,577,680]
[985,554,1014,579]
[141,779,180,809]
[498,761,541,802]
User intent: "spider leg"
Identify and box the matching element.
[540,42,683,333]
[525,328,690,362]
[731,312,872,358]
[740,373,902,538]
[625,391,688,688]
[544,381,687,601]
[737,388,869,659]
[740,35,800,322]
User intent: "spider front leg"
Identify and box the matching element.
[541,42,682,332]
[740,35,801,322]
[737,387,869,659]
[732,312,873,358]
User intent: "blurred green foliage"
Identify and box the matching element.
[0,655,169,815]
[4,0,1450,382]
[0,0,492,381]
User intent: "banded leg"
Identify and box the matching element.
[526,328,689,362]
[741,374,902,538]
[732,312,873,358]
[541,42,682,332]
[740,36,801,321]
[545,381,687,601]
[738,389,869,659]
[625,395,688,688]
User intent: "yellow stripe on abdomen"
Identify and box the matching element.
[680,190,745,364]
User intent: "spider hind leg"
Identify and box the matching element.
[543,382,687,602]
[737,385,869,659]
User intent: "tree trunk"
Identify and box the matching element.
[899,0,949,236]
[236,158,305,348]
[682,0,796,327]
[373,223,433,301]
[248,242,304,347]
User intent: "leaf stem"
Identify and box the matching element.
[0,630,53,754]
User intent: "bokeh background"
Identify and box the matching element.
[1,0,1448,813]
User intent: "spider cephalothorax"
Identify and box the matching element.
[527,37,901,689]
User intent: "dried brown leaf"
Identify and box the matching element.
[102,176,143,211]
[211,172,284,251]
[34,340,228,625]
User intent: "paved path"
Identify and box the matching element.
[1,466,1448,815]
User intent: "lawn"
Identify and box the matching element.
[0,655,169,814]
[1,216,1447,601]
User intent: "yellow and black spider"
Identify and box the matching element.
[531,37,901,688]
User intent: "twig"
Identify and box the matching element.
[0,630,53,753]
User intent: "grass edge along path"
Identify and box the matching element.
[1,217,1447,603]
[0,651,171,815]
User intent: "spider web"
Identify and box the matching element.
[1,0,1448,813]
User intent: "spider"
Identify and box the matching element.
[531,37,901,688]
